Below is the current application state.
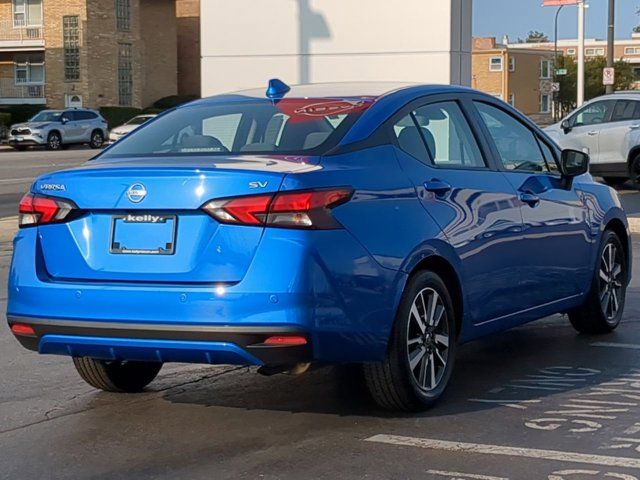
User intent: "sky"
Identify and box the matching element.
[473,0,639,42]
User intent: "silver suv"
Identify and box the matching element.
[8,109,109,151]
[545,92,640,186]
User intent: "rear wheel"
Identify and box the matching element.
[46,131,62,151]
[89,130,104,149]
[73,357,162,392]
[363,271,456,411]
[630,155,640,189]
[569,230,627,334]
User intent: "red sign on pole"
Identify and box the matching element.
[543,0,578,6]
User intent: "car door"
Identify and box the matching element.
[74,111,95,142]
[391,96,527,326]
[61,111,83,143]
[473,101,592,310]
[560,100,615,163]
[597,99,640,165]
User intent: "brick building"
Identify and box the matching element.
[472,37,555,123]
[176,0,199,97]
[510,34,640,89]
[0,0,178,109]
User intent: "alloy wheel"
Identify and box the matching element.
[406,287,450,391]
[49,134,61,150]
[92,133,103,148]
[599,242,624,321]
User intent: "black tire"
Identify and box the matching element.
[569,230,627,334]
[630,155,640,189]
[602,177,627,188]
[46,131,62,151]
[73,357,162,392]
[89,130,104,149]
[363,271,457,411]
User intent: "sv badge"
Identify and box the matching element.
[249,181,268,189]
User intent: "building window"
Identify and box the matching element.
[12,0,42,27]
[566,48,576,55]
[63,16,80,81]
[633,67,640,82]
[625,46,640,55]
[508,93,515,107]
[118,43,133,106]
[585,48,605,57]
[14,53,44,84]
[489,57,503,72]
[508,56,516,72]
[116,0,131,31]
[540,94,551,114]
[540,60,552,79]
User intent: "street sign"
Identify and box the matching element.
[555,68,568,76]
[551,82,561,92]
[603,67,615,86]
[543,0,578,6]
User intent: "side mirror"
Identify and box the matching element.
[560,149,589,178]
[561,119,572,134]
[61,117,69,124]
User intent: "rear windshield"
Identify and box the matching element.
[100,97,374,158]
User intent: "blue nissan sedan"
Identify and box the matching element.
[7,81,631,411]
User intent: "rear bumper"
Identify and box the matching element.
[7,226,404,364]
[8,315,310,366]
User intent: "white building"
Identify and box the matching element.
[200,0,473,96]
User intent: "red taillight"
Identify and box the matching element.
[263,335,308,346]
[10,323,36,336]
[202,188,352,229]
[19,193,76,228]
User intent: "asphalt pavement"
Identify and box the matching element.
[2,149,640,479]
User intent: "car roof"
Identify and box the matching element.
[584,92,640,104]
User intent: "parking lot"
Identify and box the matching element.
[2,148,640,480]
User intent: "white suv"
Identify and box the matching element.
[545,92,640,186]
[8,108,108,151]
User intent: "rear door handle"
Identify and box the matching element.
[631,124,640,130]
[587,131,598,136]
[519,192,540,207]
[424,179,452,195]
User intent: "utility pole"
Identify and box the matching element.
[553,5,565,121]
[577,0,586,106]
[606,0,615,94]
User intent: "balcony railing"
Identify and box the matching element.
[0,78,45,101]
[0,20,44,45]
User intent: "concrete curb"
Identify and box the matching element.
[628,217,640,234]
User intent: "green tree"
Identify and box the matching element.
[555,55,635,113]
[525,30,549,43]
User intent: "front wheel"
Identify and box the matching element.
[630,155,640,189]
[363,271,456,411]
[46,131,62,151]
[569,230,627,334]
[73,357,162,392]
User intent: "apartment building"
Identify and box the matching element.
[472,37,555,122]
[510,34,640,88]
[0,0,177,109]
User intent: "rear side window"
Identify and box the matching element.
[475,102,548,173]
[392,101,486,168]
[75,111,97,120]
[611,100,640,122]
[100,98,374,158]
